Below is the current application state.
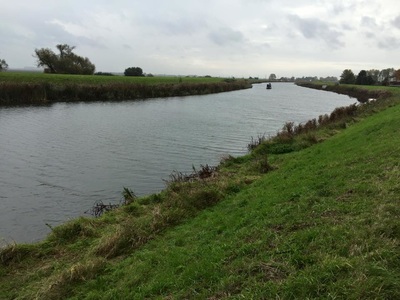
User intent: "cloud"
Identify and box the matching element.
[331,3,346,14]
[288,15,344,49]
[208,27,245,46]
[378,37,400,50]
[42,20,106,49]
[152,17,207,36]
[330,2,359,16]
[361,16,378,28]
[365,32,376,39]
[359,14,400,50]
[392,15,400,29]
[1,0,399,76]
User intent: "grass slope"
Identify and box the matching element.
[0,72,223,85]
[1,86,399,299]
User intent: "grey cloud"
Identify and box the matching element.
[332,3,346,14]
[288,15,344,49]
[392,15,400,29]
[160,19,204,35]
[378,37,400,50]
[360,15,400,50]
[361,16,378,28]
[331,2,358,16]
[341,23,353,31]
[40,21,106,49]
[208,27,245,46]
[142,15,207,36]
[74,36,107,49]
[365,32,376,39]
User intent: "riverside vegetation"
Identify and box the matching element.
[1,84,399,299]
[0,72,253,106]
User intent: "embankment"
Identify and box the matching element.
[296,82,392,103]
[0,80,252,106]
[1,85,399,299]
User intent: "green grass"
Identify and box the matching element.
[297,82,398,104]
[1,85,399,299]
[0,72,252,105]
[0,72,223,85]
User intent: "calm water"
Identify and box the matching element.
[0,83,355,245]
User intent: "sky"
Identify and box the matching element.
[1,0,399,78]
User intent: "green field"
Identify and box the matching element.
[0,71,224,85]
[1,85,399,299]
[0,72,252,105]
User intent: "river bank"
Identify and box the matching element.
[0,72,253,106]
[0,83,354,245]
[296,81,393,103]
[1,85,399,299]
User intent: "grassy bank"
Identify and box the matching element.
[296,81,394,103]
[0,72,252,106]
[1,85,399,299]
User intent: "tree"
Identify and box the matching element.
[355,70,375,85]
[34,44,96,75]
[367,69,380,83]
[378,68,395,84]
[268,73,277,81]
[320,76,339,82]
[394,69,400,81]
[124,67,144,76]
[339,69,356,84]
[0,59,8,71]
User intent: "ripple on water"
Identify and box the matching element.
[0,83,355,243]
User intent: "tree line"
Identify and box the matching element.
[0,43,146,77]
[1,44,399,83]
[267,73,339,83]
[339,68,400,85]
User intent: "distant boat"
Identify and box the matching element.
[266,83,272,89]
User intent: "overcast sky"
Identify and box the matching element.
[1,0,399,78]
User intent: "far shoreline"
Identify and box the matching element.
[0,73,256,106]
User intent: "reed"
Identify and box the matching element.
[0,78,251,106]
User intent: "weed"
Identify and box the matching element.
[123,202,143,216]
[47,218,96,245]
[164,164,218,184]
[186,188,223,210]
[34,258,106,299]
[0,243,35,266]
[122,187,136,204]
[253,155,274,173]
[247,134,266,151]
[84,200,119,217]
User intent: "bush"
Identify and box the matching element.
[124,67,144,76]
[248,134,266,151]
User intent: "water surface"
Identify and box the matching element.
[0,83,355,244]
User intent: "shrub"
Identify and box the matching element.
[122,187,136,205]
[186,188,223,209]
[254,155,274,173]
[48,218,96,244]
[124,67,144,77]
[248,134,266,151]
